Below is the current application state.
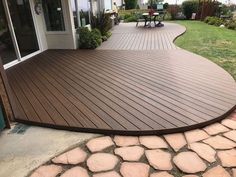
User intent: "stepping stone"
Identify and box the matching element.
[164,133,186,152]
[52,147,87,165]
[86,136,114,152]
[232,169,236,177]
[203,135,236,149]
[184,129,209,144]
[30,165,62,177]
[61,167,89,177]
[114,136,139,147]
[223,130,236,142]
[145,149,172,170]
[87,153,119,172]
[188,142,216,163]
[114,146,144,161]
[93,171,121,177]
[218,149,236,167]
[202,165,230,177]
[182,176,199,177]
[120,162,150,177]
[139,136,168,149]
[173,152,206,173]
[203,123,229,135]
[150,171,174,177]
[221,119,236,129]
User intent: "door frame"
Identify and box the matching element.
[2,0,43,69]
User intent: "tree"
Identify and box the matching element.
[182,0,199,19]
[124,0,138,9]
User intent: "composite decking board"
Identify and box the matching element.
[90,53,236,105]
[81,51,235,105]
[7,71,41,122]
[53,52,221,124]
[59,51,219,119]
[27,60,110,129]
[6,22,236,134]
[16,64,75,126]
[39,53,161,130]
[42,52,179,128]
[65,51,231,113]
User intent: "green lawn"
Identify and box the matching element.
[174,20,236,80]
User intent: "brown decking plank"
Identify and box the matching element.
[52,52,199,126]
[87,51,234,107]
[40,53,154,130]
[29,59,110,129]
[42,53,166,129]
[37,54,138,130]
[15,65,69,126]
[7,70,41,122]
[66,51,225,115]
[59,50,210,119]
[19,60,84,127]
[93,53,235,106]
[47,52,188,127]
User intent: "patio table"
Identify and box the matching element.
[142,12,159,27]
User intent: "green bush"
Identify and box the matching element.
[204,16,224,26]
[124,16,137,22]
[78,27,102,49]
[124,0,138,10]
[225,20,236,30]
[182,0,198,19]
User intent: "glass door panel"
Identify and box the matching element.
[7,0,39,58]
[0,0,17,64]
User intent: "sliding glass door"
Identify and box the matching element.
[0,0,40,65]
[0,0,17,64]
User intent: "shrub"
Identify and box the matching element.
[182,0,198,19]
[204,16,224,26]
[91,11,112,36]
[124,15,137,22]
[78,27,102,49]
[124,0,138,10]
[225,20,236,30]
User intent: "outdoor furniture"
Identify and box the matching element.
[136,13,146,27]
[142,12,159,27]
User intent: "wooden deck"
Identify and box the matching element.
[6,23,236,135]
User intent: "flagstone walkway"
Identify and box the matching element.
[29,110,236,177]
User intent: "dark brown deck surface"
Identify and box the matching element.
[6,23,236,135]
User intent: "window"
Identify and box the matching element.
[42,0,65,31]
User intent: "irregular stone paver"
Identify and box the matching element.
[145,149,172,170]
[86,136,114,152]
[232,168,236,177]
[52,147,87,165]
[202,165,230,177]
[113,136,139,146]
[218,149,236,167]
[93,171,121,177]
[203,123,229,135]
[188,142,216,163]
[61,167,89,177]
[30,165,62,177]
[164,133,186,152]
[114,146,144,161]
[173,152,206,173]
[87,153,119,172]
[203,135,236,149]
[221,119,236,129]
[120,162,150,177]
[150,171,174,177]
[139,136,168,149]
[223,130,236,142]
[182,175,199,177]
[184,129,209,144]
